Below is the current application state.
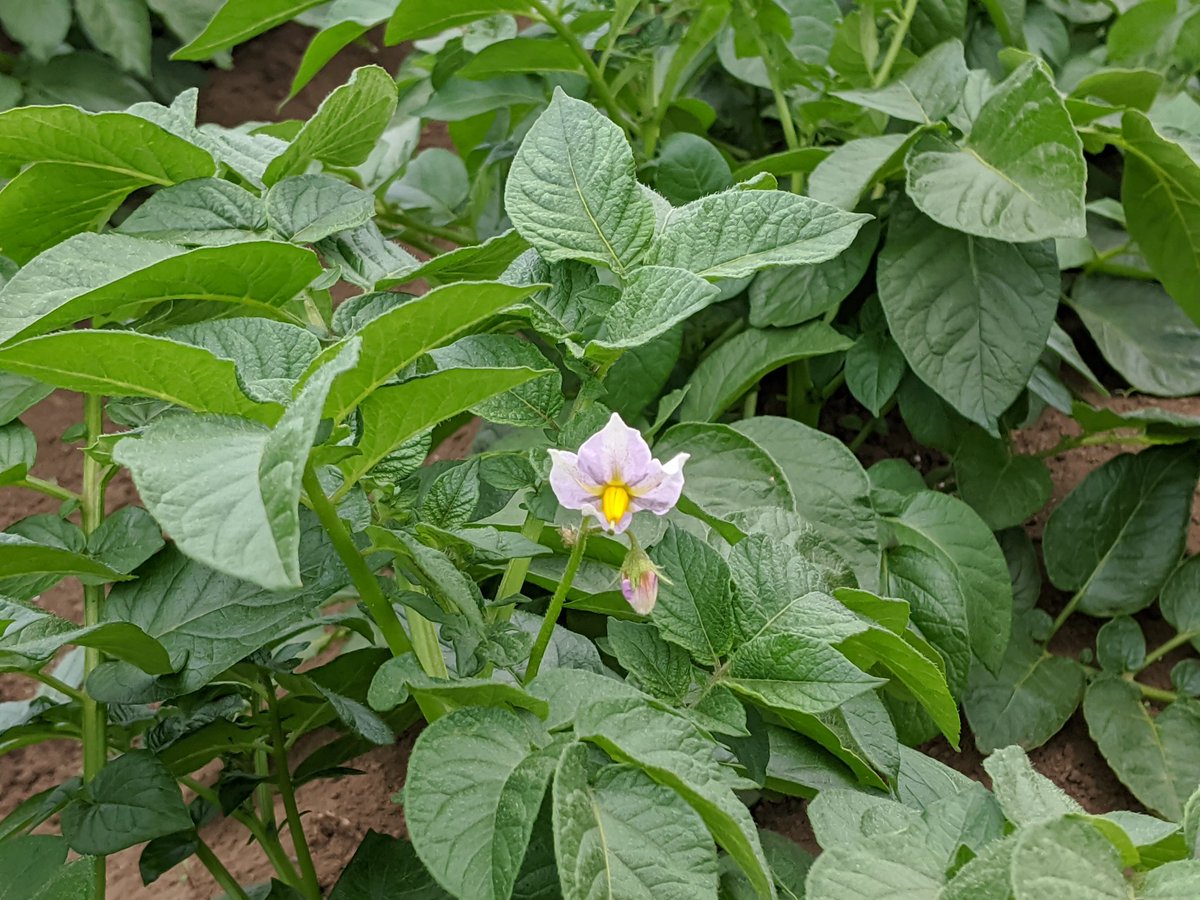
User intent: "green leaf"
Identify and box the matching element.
[318,280,540,423]
[118,177,267,245]
[587,266,720,352]
[0,533,126,582]
[367,653,546,716]
[732,417,880,590]
[726,633,884,715]
[654,133,733,206]
[1043,444,1200,617]
[574,697,774,898]
[647,524,734,665]
[1162,556,1200,647]
[0,597,171,674]
[846,329,906,417]
[420,460,480,529]
[964,614,1085,753]
[1096,617,1147,673]
[61,751,191,856]
[552,743,720,900]
[0,331,274,421]
[748,219,879,327]
[264,66,398,185]
[1121,110,1200,325]
[91,514,352,701]
[679,323,852,422]
[343,366,547,487]
[405,707,558,900]
[983,745,1084,825]
[505,89,655,276]
[0,420,33,485]
[114,342,360,590]
[0,834,95,900]
[330,830,451,900]
[429,334,562,428]
[646,189,871,280]
[906,60,1086,241]
[288,1,394,101]
[319,222,420,291]
[0,234,320,346]
[75,0,152,77]
[265,174,375,243]
[1072,276,1200,396]
[807,132,915,211]
[953,430,1052,530]
[168,318,320,405]
[87,505,165,575]
[0,0,71,61]
[804,821,947,898]
[1010,817,1129,899]
[655,423,793,521]
[835,39,968,123]
[1085,677,1200,820]
[174,0,328,59]
[0,106,216,262]
[1140,861,1200,898]
[888,491,1012,673]
[606,619,692,702]
[386,0,530,41]
[460,36,582,79]
[0,374,52,426]
[396,230,528,288]
[877,202,1059,431]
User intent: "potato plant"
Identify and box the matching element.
[0,0,1199,898]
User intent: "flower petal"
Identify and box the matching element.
[548,449,603,513]
[582,502,633,534]
[576,412,653,486]
[629,452,689,515]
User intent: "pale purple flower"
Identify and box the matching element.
[622,570,658,615]
[547,412,688,534]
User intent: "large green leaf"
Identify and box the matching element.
[606,620,691,702]
[174,0,329,59]
[317,280,540,422]
[329,830,451,900]
[574,698,775,898]
[76,0,152,77]
[952,431,1053,531]
[1072,276,1200,396]
[0,107,215,261]
[0,234,320,346]
[114,342,360,590]
[588,266,721,352]
[835,39,968,123]
[1009,818,1128,900]
[0,835,95,900]
[386,0,531,42]
[1121,110,1200,326]
[888,491,1012,673]
[1043,444,1200,617]
[405,707,559,900]
[646,189,871,280]
[0,331,274,421]
[733,417,880,589]
[264,66,398,185]
[428,334,562,428]
[0,533,126,582]
[553,744,719,900]
[807,132,916,211]
[885,546,972,697]
[877,202,1059,431]
[168,318,320,405]
[725,633,884,715]
[506,89,654,276]
[1085,677,1200,820]
[61,751,191,856]
[679,324,852,422]
[649,525,735,665]
[90,513,352,701]
[906,60,1086,241]
[117,177,268,246]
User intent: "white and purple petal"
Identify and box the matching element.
[576,412,654,486]
[547,449,603,513]
[629,452,689,515]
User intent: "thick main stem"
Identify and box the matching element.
[262,675,322,900]
[80,393,108,899]
[303,466,413,657]
[525,528,589,684]
[194,839,251,900]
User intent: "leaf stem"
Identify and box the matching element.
[194,838,250,900]
[1132,680,1178,704]
[528,0,631,132]
[262,673,322,900]
[1141,630,1199,670]
[15,475,80,503]
[1048,587,1086,641]
[80,393,108,900]
[524,525,589,684]
[848,397,898,452]
[1035,432,1151,459]
[302,466,414,658]
[408,609,449,679]
[872,0,919,87]
[29,670,88,703]
[493,511,545,613]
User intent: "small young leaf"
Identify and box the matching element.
[265,174,375,243]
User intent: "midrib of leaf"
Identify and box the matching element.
[588,795,618,900]
[1124,685,1178,812]
[963,234,991,416]
[560,104,626,277]
[962,145,1044,209]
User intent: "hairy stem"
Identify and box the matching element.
[262,674,322,900]
[194,838,251,900]
[80,393,108,899]
[525,527,589,684]
[15,475,80,503]
[303,466,414,658]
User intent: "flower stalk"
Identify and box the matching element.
[525,525,589,684]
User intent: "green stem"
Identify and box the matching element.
[384,211,474,246]
[1048,587,1086,641]
[786,361,820,425]
[1134,681,1178,704]
[597,1,636,75]
[303,466,414,658]
[1141,631,1199,670]
[262,674,322,900]
[1036,433,1151,459]
[15,475,80,503]
[493,511,545,614]
[528,0,630,132]
[872,0,919,87]
[194,838,250,900]
[80,393,107,900]
[409,609,449,679]
[848,397,897,452]
[182,777,301,888]
[29,670,87,703]
[524,526,589,684]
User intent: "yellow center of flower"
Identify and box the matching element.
[601,483,631,526]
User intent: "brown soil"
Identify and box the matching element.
[3,20,1200,896]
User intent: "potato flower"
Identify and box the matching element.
[620,545,664,615]
[548,412,688,535]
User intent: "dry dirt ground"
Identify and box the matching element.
[2,22,1200,897]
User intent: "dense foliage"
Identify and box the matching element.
[1,0,1200,898]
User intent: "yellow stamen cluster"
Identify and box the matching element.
[601,483,631,526]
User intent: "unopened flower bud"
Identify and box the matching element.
[620,546,663,615]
